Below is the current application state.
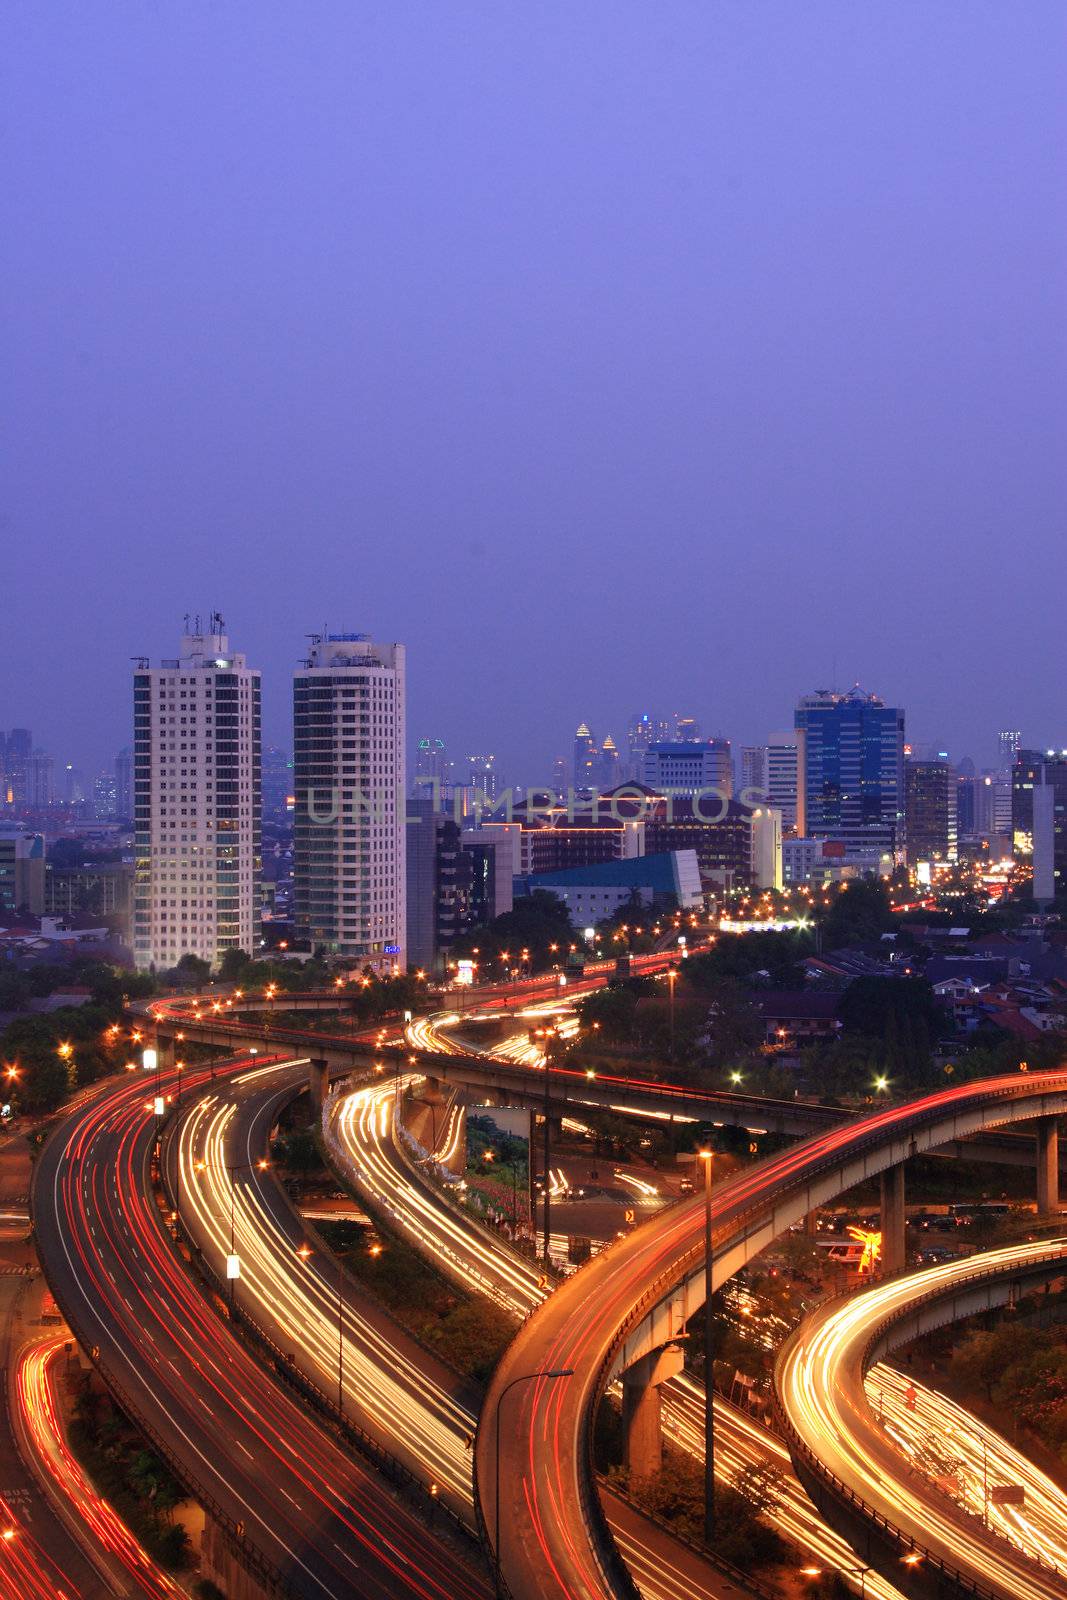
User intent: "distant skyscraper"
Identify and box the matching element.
[795,688,905,859]
[573,723,597,789]
[61,763,86,806]
[626,713,671,781]
[551,756,567,796]
[262,745,294,825]
[28,749,55,808]
[114,747,133,821]
[293,632,405,970]
[467,754,498,801]
[413,736,448,793]
[133,618,261,970]
[593,734,620,789]
[0,729,33,807]
[93,769,117,819]
[740,746,769,796]
[998,730,1022,768]
[673,715,701,742]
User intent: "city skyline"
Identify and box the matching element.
[1,659,1055,800]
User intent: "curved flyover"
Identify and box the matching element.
[475,1070,1067,1600]
[328,1071,927,1600]
[171,1054,731,1600]
[32,1057,491,1600]
[775,1239,1067,1599]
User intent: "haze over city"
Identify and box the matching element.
[5,3,1067,780]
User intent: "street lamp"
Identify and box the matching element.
[699,1146,715,1547]
[493,1370,573,1594]
[800,1565,873,1598]
[195,1157,269,1305]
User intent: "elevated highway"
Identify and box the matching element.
[776,1240,1067,1599]
[475,1070,1067,1600]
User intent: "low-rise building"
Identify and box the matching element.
[514,849,702,925]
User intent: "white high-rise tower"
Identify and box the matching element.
[133,618,261,970]
[293,633,406,971]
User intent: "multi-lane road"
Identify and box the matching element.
[40,980,1066,1600]
[32,1057,492,1600]
[171,1053,735,1600]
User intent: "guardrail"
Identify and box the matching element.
[598,1479,782,1600]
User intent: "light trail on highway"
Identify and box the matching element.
[181,1058,728,1600]
[14,1333,185,1600]
[329,1058,910,1600]
[34,1056,492,1600]
[176,1071,477,1521]
[777,1238,1067,1599]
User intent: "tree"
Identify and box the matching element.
[219,948,251,981]
[950,1325,1021,1402]
[837,977,945,1088]
[173,953,211,985]
[697,979,764,1070]
[686,929,814,990]
[820,877,896,948]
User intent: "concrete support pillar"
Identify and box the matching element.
[1037,1116,1060,1215]
[155,1034,174,1069]
[621,1344,685,1481]
[803,1208,818,1238]
[309,1058,329,1114]
[880,1162,906,1275]
[421,1075,446,1103]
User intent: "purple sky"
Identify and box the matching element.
[4,3,1066,785]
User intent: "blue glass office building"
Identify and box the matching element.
[794,688,905,859]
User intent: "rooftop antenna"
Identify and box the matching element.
[183,612,191,634]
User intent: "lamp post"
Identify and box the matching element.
[801,1565,873,1599]
[542,1047,552,1263]
[699,1145,715,1547]
[172,1060,186,1226]
[493,1369,573,1595]
[214,1158,268,1305]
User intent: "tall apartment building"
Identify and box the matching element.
[133,621,261,970]
[293,633,406,971]
[794,688,905,860]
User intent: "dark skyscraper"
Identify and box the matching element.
[905,755,957,865]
